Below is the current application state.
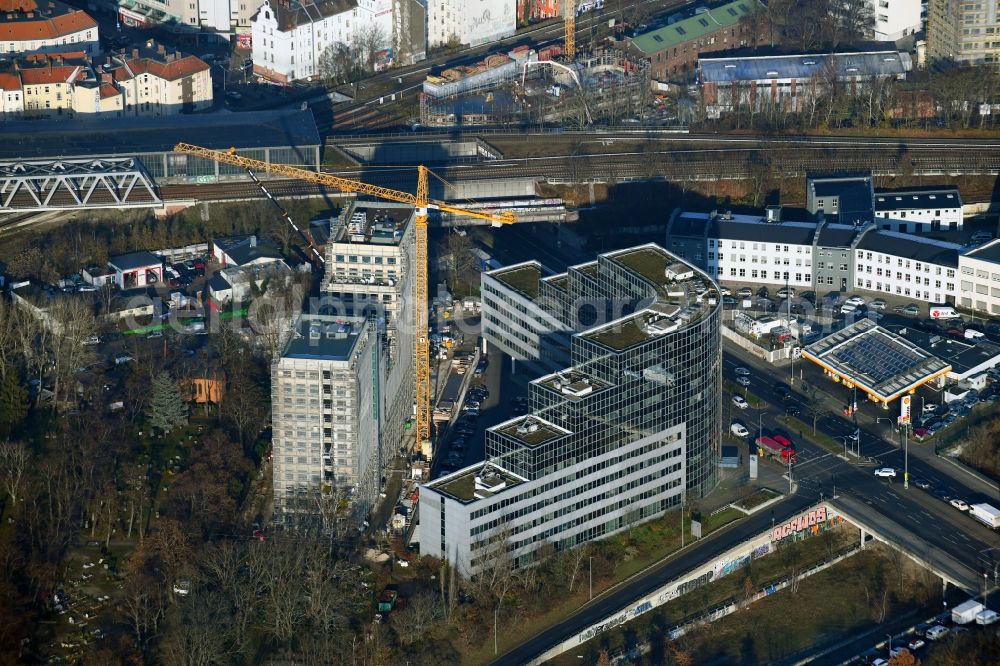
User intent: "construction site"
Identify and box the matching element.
[420,2,650,128]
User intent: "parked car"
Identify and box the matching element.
[777,287,795,298]
[840,303,858,315]
[869,299,887,310]
[925,625,950,641]
[874,467,897,478]
[907,638,926,651]
[903,304,920,316]
[845,295,866,307]
[732,395,749,409]
[737,287,753,297]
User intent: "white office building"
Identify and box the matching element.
[427,0,515,48]
[481,261,573,377]
[419,244,721,575]
[668,207,963,305]
[873,188,963,233]
[251,0,392,83]
[852,232,960,303]
[957,240,1000,316]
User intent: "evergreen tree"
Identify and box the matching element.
[148,372,188,434]
[0,372,27,439]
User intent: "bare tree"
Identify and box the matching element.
[392,590,442,644]
[566,543,592,593]
[0,441,28,509]
[46,296,98,407]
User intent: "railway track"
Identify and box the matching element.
[151,144,1000,206]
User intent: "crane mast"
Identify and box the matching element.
[173,143,514,459]
[564,1,576,61]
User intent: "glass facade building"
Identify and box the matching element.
[420,243,722,574]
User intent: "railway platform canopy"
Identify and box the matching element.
[0,109,320,187]
[802,318,951,407]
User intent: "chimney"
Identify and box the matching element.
[101,71,113,84]
[166,53,175,63]
[132,48,139,59]
[250,235,257,248]
[157,44,165,55]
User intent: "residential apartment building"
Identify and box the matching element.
[871,0,920,41]
[16,55,123,117]
[117,0,267,31]
[873,188,963,232]
[321,201,415,497]
[111,49,212,115]
[428,0,515,49]
[0,0,98,56]
[481,261,573,377]
[625,0,759,82]
[271,314,384,528]
[699,51,912,118]
[926,0,1000,64]
[668,208,962,304]
[419,244,721,574]
[957,240,1000,315]
[250,0,393,83]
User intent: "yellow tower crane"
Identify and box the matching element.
[564,1,576,61]
[173,143,516,453]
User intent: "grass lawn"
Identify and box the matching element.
[732,487,780,513]
[702,506,745,533]
[549,524,863,665]
[459,507,753,665]
[676,543,941,665]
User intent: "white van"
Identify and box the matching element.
[929,305,960,320]
[730,423,749,438]
[925,624,950,640]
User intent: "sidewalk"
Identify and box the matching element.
[701,446,791,514]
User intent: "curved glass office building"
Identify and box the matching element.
[420,243,722,573]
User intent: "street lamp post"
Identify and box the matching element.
[904,424,909,489]
[886,634,892,654]
[589,556,593,601]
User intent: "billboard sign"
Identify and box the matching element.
[899,395,911,425]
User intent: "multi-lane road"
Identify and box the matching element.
[491,341,1000,665]
[721,347,1000,586]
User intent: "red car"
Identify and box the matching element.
[772,435,793,449]
[946,328,964,339]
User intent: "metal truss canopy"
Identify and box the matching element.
[0,157,161,212]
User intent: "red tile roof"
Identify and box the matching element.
[115,55,209,82]
[19,64,80,85]
[0,0,38,12]
[0,8,97,43]
[99,82,119,99]
[0,72,21,90]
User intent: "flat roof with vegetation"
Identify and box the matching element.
[631,1,757,55]
[612,246,672,287]
[491,263,541,298]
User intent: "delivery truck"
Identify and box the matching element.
[970,503,1000,529]
[756,436,796,464]
[952,599,985,625]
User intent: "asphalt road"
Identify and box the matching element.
[495,344,1000,665]
[721,348,1000,588]
[492,490,819,666]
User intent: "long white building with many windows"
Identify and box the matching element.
[958,241,1000,317]
[419,244,721,574]
[667,207,963,304]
